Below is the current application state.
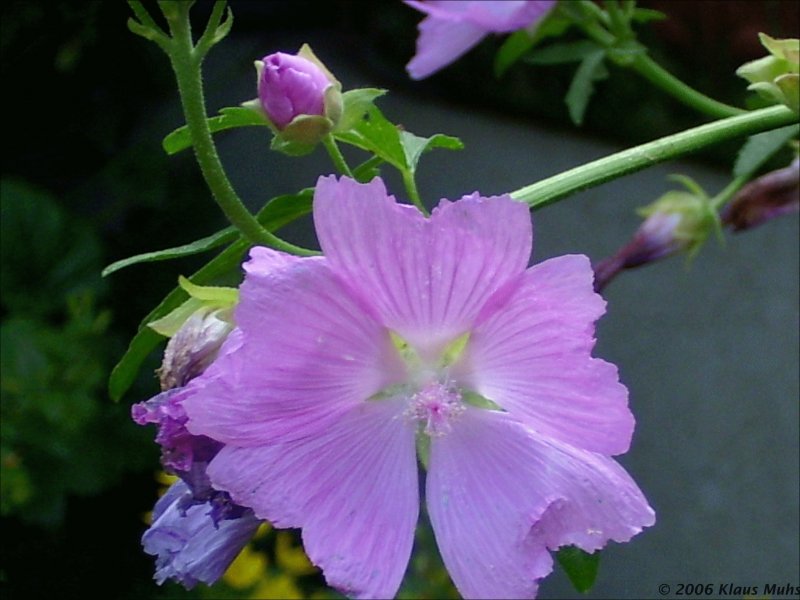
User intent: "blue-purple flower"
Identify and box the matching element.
[143,480,261,589]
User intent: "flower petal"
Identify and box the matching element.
[455,254,634,454]
[184,250,405,445]
[314,176,532,351]
[426,408,654,599]
[207,400,419,599]
[407,1,555,32]
[406,12,486,79]
[143,481,261,589]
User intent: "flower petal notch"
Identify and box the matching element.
[182,175,654,598]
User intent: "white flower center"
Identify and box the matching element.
[404,381,465,436]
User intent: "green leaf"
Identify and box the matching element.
[108,189,313,401]
[557,546,600,593]
[162,106,271,155]
[494,11,573,76]
[335,105,407,170]
[108,240,246,402]
[733,124,799,178]
[336,88,387,132]
[399,131,463,176]
[1,179,103,318]
[565,48,608,125]
[525,40,602,66]
[631,7,667,23]
[101,226,236,277]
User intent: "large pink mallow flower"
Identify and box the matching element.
[182,175,654,599]
[406,0,557,79]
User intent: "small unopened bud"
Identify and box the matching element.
[250,44,342,149]
[158,307,234,390]
[594,177,718,291]
[737,34,799,113]
[722,158,799,231]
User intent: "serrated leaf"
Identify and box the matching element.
[566,48,608,125]
[162,106,270,155]
[336,88,387,132]
[494,11,573,76]
[101,226,236,277]
[400,131,463,176]
[108,189,313,401]
[557,546,600,593]
[335,105,407,170]
[733,124,799,178]
[525,40,602,66]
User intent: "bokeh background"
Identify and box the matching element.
[2,1,798,599]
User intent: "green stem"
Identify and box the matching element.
[630,53,744,119]
[164,5,316,256]
[322,135,354,177]
[711,175,749,211]
[402,172,429,216]
[510,105,796,209]
[575,7,743,119]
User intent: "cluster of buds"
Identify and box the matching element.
[737,34,799,113]
[132,279,261,589]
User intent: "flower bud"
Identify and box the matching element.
[252,44,342,149]
[737,34,799,113]
[594,177,719,291]
[722,158,799,231]
[158,307,233,391]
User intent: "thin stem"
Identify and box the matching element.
[711,175,750,211]
[574,9,744,119]
[630,53,745,119]
[510,105,797,209]
[194,1,228,60]
[164,5,316,256]
[402,172,429,216]
[322,135,353,178]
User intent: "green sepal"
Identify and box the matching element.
[147,277,237,337]
[737,34,800,113]
[272,114,334,155]
[557,546,601,594]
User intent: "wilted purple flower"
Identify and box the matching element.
[406,0,556,79]
[158,307,234,391]
[722,158,799,231]
[143,480,261,589]
[258,50,333,129]
[181,176,654,599]
[134,313,262,587]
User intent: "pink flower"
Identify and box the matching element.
[406,0,556,79]
[182,176,654,599]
